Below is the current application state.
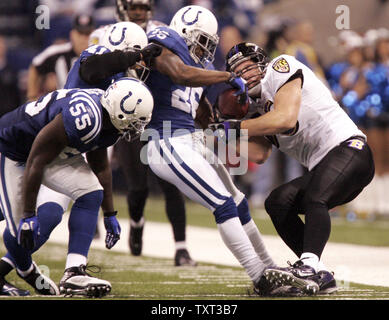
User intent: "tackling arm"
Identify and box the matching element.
[22,114,69,215]
[85,148,114,213]
[79,50,142,84]
[154,47,232,87]
[240,78,302,137]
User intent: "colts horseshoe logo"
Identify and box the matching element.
[120,91,143,114]
[109,26,127,46]
[181,7,202,25]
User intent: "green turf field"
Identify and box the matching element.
[0,242,388,300]
[1,195,388,301]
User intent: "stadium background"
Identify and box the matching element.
[0,0,389,300]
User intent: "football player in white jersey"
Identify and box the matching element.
[216,42,375,294]
[114,0,198,266]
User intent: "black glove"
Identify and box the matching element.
[123,50,142,67]
[140,43,163,65]
[208,120,242,142]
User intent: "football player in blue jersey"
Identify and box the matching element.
[143,5,286,296]
[115,0,198,267]
[0,77,154,297]
[0,22,160,296]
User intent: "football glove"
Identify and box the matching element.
[140,43,163,65]
[227,72,249,105]
[208,120,242,142]
[17,213,40,251]
[103,211,121,249]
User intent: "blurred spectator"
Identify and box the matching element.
[38,0,100,47]
[326,29,389,217]
[0,36,21,117]
[285,20,327,84]
[26,14,95,101]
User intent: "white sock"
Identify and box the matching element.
[175,241,187,251]
[317,260,329,272]
[130,217,145,228]
[217,217,265,283]
[65,253,87,269]
[17,263,34,277]
[300,252,319,272]
[243,219,276,267]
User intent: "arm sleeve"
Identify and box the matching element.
[79,50,142,85]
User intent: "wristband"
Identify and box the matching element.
[104,211,118,217]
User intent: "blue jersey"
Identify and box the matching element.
[65,45,125,91]
[0,88,119,162]
[146,26,205,136]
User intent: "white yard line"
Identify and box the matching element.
[3,215,388,287]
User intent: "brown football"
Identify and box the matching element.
[217,88,249,120]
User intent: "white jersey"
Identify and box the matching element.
[257,54,366,170]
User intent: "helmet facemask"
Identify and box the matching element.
[186,29,219,68]
[120,114,151,141]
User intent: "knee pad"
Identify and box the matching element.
[213,197,238,224]
[74,190,104,211]
[237,197,251,225]
[35,202,64,248]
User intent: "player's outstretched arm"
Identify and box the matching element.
[241,78,302,137]
[22,114,69,216]
[86,148,121,249]
[79,50,142,84]
[154,47,231,87]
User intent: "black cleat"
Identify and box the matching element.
[254,272,304,297]
[264,260,320,295]
[129,225,144,256]
[309,270,338,294]
[59,265,111,298]
[0,278,30,296]
[17,262,60,295]
[174,249,197,267]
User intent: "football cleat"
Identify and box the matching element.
[59,264,111,298]
[0,278,30,296]
[129,225,143,256]
[253,274,304,297]
[309,270,338,294]
[174,249,197,267]
[264,261,320,295]
[17,262,60,295]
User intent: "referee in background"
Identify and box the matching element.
[26,14,95,101]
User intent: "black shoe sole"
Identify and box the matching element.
[60,284,111,298]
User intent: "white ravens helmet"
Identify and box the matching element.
[169,5,219,68]
[101,77,154,141]
[101,22,150,80]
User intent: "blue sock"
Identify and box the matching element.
[2,228,32,272]
[237,198,252,225]
[213,197,238,224]
[68,190,103,256]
